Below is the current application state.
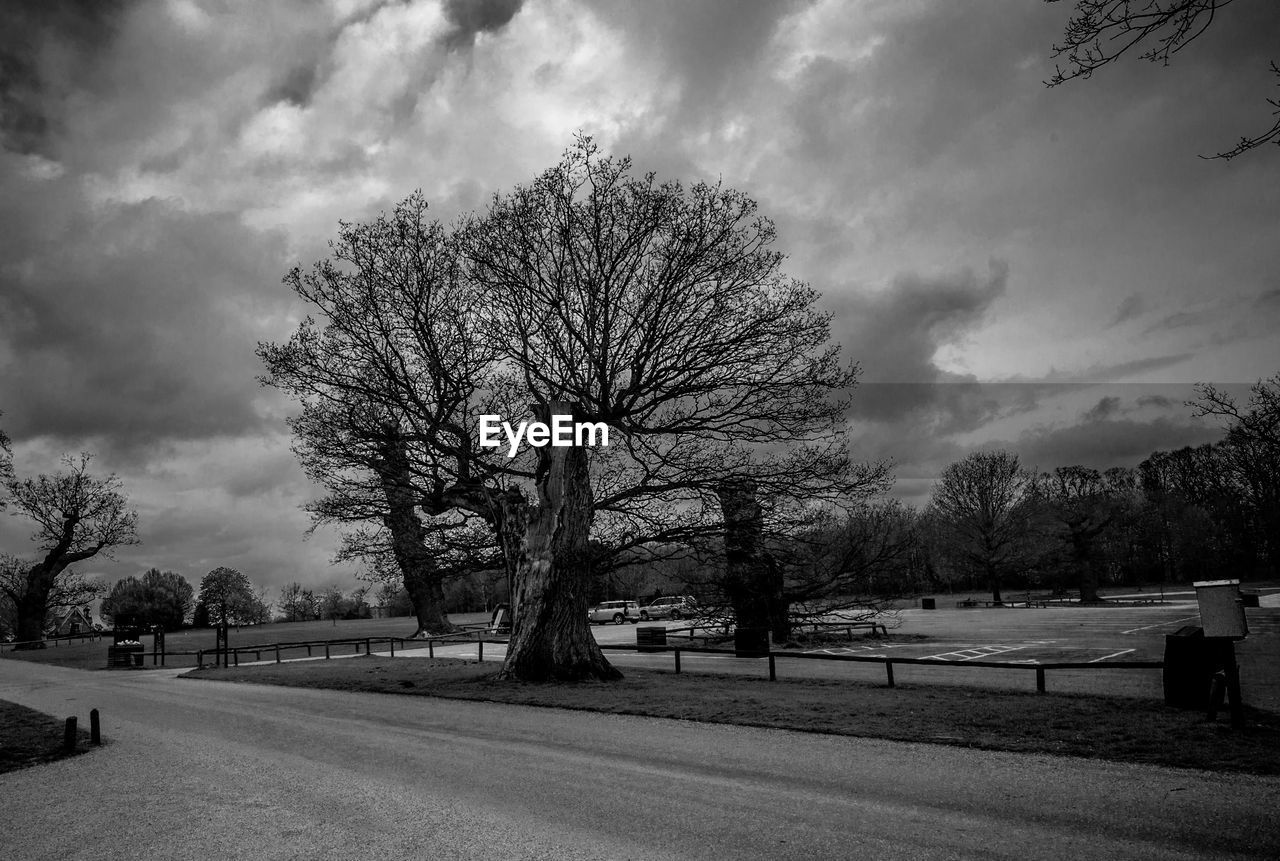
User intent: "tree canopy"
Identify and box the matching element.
[196,567,259,627]
[100,568,194,631]
[2,452,137,644]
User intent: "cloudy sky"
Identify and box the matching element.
[2,0,1277,596]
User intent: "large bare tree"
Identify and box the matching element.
[2,453,137,645]
[266,138,880,681]
[460,136,878,679]
[259,194,519,636]
[928,450,1036,604]
[1036,465,1133,603]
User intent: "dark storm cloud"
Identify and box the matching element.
[1082,396,1122,422]
[441,0,525,49]
[1009,417,1223,473]
[0,195,293,459]
[840,262,1009,385]
[1144,310,1209,334]
[264,63,321,107]
[0,0,126,155]
[1035,354,1196,383]
[587,0,797,125]
[1255,288,1280,310]
[833,261,1008,426]
[1108,293,1145,328]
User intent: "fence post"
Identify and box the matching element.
[885,660,895,688]
[90,709,101,746]
[233,650,239,667]
[63,717,77,752]
[674,648,681,674]
[1036,667,1046,693]
[365,637,371,655]
[478,638,484,662]
[428,639,434,659]
[197,649,204,668]
[276,644,281,664]
[768,654,776,681]
[325,643,330,659]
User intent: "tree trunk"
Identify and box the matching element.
[717,478,777,641]
[14,563,55,647]
[491,487,529,627]
[378,432,459,637]
[499,402,618,682]
[1077,557,1104,603]
[1072,533,1105,604]
[403,565,454,638]
[766,556,790,643]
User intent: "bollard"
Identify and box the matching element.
[478,638,484,662]
[233,650,239,667]
[197,649,204,668]
[1036,667,1046,694]
[365,638,371,655]
[768,654,776,681]
[674,648,681,674]
[90,709,101,746]
[390,639,396,657]
[63,717,77,752]
[276,644,281,664]
[428,639,434,659]
[325,643,330,659]
[885,661,895,688]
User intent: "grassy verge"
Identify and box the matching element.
[0,700,93,774]
[185,656,1280,775]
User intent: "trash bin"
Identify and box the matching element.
[921,598,936,610]
[1163,626,1214,709]
[733,627,770,658]
[107,642,144,669]
[636,626,667,653]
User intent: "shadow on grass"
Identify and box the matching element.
[0,700,94,774]
[184,656,1280,776]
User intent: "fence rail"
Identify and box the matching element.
[181,628,504,669]
[29,623,1163,696]
[597,642,1163,694]
[5,630,107,650]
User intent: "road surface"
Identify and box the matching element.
[2,660,1277,860]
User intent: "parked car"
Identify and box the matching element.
[587,600,641,624]
[640,595,698,621]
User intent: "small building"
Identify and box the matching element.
[50,606,94,637]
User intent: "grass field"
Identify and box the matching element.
[185,656,1280,776]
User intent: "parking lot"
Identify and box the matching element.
[414,594,1280,705]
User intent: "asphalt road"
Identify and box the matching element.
[2,660,1278,860]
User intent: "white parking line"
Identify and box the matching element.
[923,643,1028,661]
[1121,615,1199,634]
[1089,648,1135,663]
